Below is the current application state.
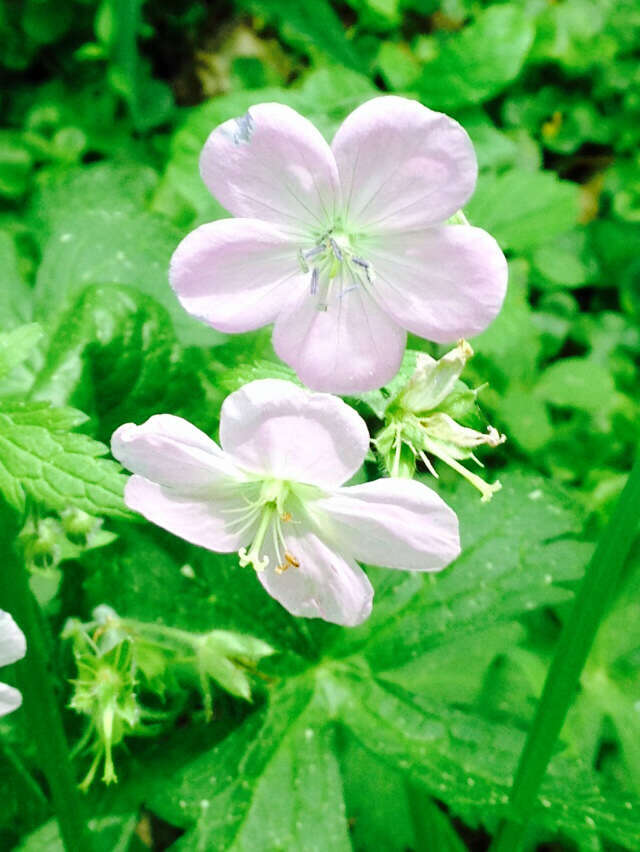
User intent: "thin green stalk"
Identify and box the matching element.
[490,453,640,852]
[0,504,94,852]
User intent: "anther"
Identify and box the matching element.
[353,257,374,285]
[310,267,319,296]
[329,237,343,261]
[275,552,300,574]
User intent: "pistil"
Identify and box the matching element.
[297,228,375,311]
[236,480,301,573]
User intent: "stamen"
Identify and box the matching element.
[299,232,376,312]
[304,245,324,261]
[276,552,300,574]
[352,256,375,285]
[425,445,501,502]
[418,450,439,478]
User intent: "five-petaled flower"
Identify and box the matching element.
[0,610,26,717]
[170,96,508,393]
[111,380,460,626]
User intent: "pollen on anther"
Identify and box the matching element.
[285,552,300,567]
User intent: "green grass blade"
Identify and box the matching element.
[490,452,640,852]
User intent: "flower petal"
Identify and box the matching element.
[272,276,406,393]
[112,415,244,494]
[258,521,373,626]
[124,476,260,552]
[0,683,22,717]
[0,611,26,668]
[332,96,477,233]
[219,379,369,487]
[200,103,340,233]
[170,218,303,334]
[314,477,460,571]
[365,225,508,342]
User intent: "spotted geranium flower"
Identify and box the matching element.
[0,610,26,717]
[170,96,507,393]
[111,380,460,626]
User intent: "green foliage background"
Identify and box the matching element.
[0,0,638,850]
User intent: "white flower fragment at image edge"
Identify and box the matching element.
[111,379,461,626]
[0,610,26,717]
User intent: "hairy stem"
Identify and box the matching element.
[490,453,640,852]
[0,504,93,852]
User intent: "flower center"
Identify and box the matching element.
[232,479,300,573]
[298,227,375,312]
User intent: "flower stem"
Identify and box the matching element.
[490,452,640,852]
[0,503,94,852]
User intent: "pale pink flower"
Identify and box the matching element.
[0,610,26,716]
[111,380,460,626]
[170,96,507,393]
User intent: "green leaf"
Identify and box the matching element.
[472,259,541,382]
[490,455,640,852]
[535,358,616,415]
[147,681,350,851]
[417,6,535,110]
[32,284,206,443]
[0,324,42,379]
[0,130,33,199]
[495,388,553,455]
[238,0,363,71]
[458,109,539,174]
[531,229,598,289]
[29,162,159,241]
[334,670,640,849]
[33,208,217,347]
[0,232,32,328]
[466,169,580,252]
[502,86,610,155]
[0,400,128,516]
[339,736,417,851]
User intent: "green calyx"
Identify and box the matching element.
[374,341,506,500]
[64,606,274,787]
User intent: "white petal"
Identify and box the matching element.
[258,521,373,626]
[200,103,340,233]
[0,683,22,717]
[124,476,260,552]
[365,225,508,342]
[112,415,244,495]
[219,379,369,487]
[272,275,406,393]
[332,96,477,233]
[314,478,460,572]
[0,611,26,668]
[170,218,303,334]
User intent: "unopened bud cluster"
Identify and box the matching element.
[64,605,273,787]
[374,341,505,501]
